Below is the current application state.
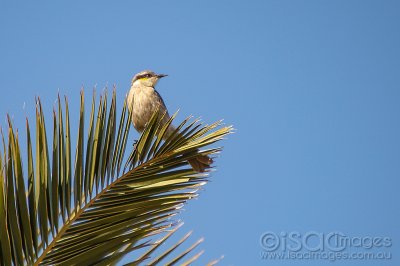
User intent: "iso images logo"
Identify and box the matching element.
[259,231,392,262]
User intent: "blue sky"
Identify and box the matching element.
[1,1,399,265]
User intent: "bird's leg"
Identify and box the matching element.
[132,139,138,149]
[132,139,143,158]
[124,139,139,173]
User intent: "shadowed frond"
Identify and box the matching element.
[0,89,232,265]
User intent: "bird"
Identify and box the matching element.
[127,70,213,172]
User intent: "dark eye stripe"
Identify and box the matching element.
[138,74,151,79]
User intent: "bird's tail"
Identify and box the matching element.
[188,154,213,173]
[159,116,213,172]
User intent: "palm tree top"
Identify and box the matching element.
[0,89,232,265]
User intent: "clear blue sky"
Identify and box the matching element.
[1,1,399,265]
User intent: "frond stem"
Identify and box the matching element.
[34,150,179,265]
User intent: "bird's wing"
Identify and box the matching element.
[127,89,134,112]
[154,89,171,119]
[153,89,176,137]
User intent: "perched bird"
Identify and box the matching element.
[127,70,212,172]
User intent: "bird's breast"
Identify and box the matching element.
[130,86,164,132]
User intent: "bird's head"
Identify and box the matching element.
[131,70,168,87]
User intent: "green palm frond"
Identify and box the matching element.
[0,89,232,265]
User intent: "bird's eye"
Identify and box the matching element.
[146,74,151,78]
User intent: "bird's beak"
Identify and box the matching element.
[157,74,168,78]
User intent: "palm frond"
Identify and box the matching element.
[0,89,232,265]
